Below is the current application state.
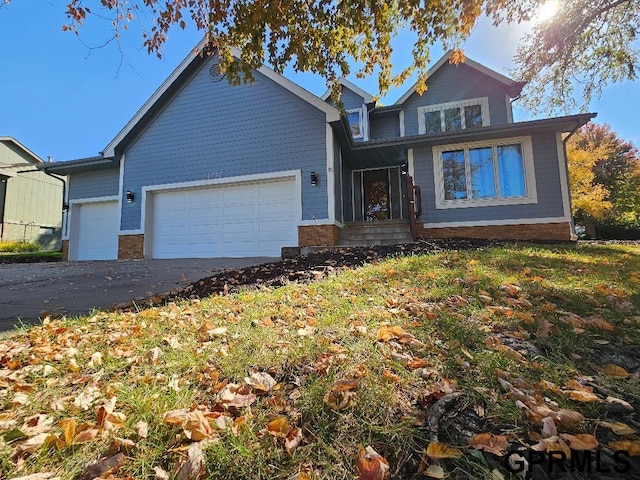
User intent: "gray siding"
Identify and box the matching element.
[68,169,120,200]
[121,57,329,231]
[413,131,565,224]
[402,63,512,137]
[370,115,400,140]
[326,86,366,111]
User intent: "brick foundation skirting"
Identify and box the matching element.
[298,225,340,247]
[418,222,573,241]
[61,240,69,261]
[118,234,144,260]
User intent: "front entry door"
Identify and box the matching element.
[353,167,403,221]
[362,169,390,221]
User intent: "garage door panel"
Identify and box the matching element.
[76,201,119,260]
[151,178,297,258]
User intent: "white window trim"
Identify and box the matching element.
[432,135,538,209]
[418,97,490,135]
[347,107,364,140]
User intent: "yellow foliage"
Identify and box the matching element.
[567,143,613,220]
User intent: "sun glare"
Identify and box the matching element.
[536,0,560,22]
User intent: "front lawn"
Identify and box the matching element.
[0,243,638,479]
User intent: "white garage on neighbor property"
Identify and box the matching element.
[73,200,119,261]
[146,178,299,259]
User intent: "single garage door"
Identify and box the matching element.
[76,201,119,260]
[150,178,297,258]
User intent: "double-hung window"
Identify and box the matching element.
[418,97,490,135]
[433,136,537,209]
[347,108,364,140]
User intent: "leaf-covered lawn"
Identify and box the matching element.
[1,243,639,479]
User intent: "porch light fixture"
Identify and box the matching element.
[126,191,135,203]
[310,172,318,186]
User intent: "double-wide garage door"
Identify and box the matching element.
[150,178,297,258]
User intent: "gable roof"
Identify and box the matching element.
[394,50,526,105]
[320,77,375,104]
[0,136,44,164]
[103,40,341,157]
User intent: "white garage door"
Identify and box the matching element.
[76,201,119,260]
[150,178,297,258]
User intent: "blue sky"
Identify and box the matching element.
[1,2,638,161]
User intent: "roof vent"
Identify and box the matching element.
[209,60,224,82]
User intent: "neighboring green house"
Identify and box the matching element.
[0,137,64,250]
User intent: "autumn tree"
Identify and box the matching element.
[7,0,633,108]
[567,123,640,231]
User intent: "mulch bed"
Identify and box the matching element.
[162,238,568,303]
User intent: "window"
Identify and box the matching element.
[347,108,364,139]
[418,97,490,135]
[433,136,537,209]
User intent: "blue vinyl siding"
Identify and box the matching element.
[370,115,400,140]
[68,169,120,200]
[325,87,366,111]
[402,63,511,137]
[121,57,329,231]
[413,131,565,224]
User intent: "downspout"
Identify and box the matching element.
[562,120,583,240]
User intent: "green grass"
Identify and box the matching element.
[0,243,638,479]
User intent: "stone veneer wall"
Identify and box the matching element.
[298,225,340,247]
[418,222,573,241]
[118,234,144,260]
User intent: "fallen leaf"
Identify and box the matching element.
[376,325,407,342]
[598,421,636,436]
[331,378,361,392]
[8,473,61,480]
[554,409,585,428]
[74,428,99,443]
[469,433,509,456]
[80,452,126,480]
[426,442,462,460]
[245,372,277,393]
[287,473,311,480]
[185,410,215,441]
[541,417,557,439]
[284,427,303,456]
[568,390,600,402]
[610,440,640,456]
[59,417,76,447]
[154,466,170,479]
[602,364,630,378]
[135,421,149,439]
[323,390,356,410]
[356,445,390,480]
[266,417,290,437]
[424,464,445,479]
[172,442,205,480]
[163,409,188,425]
[559,433,598,450]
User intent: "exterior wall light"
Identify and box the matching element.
[126,191,135,203]
[310,172,318,186]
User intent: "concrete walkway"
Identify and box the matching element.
[0,258,275,331]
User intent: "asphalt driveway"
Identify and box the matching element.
[0,257,275,331]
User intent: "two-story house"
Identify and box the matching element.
[40,43,594,261]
